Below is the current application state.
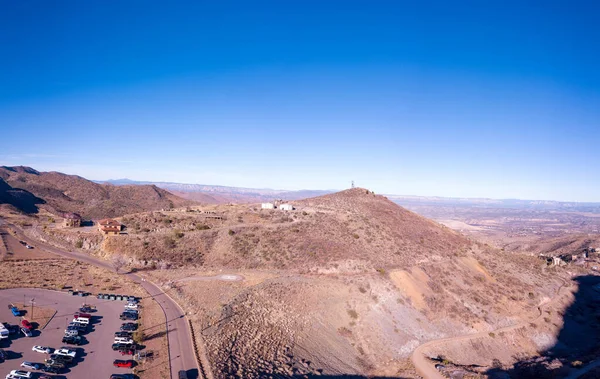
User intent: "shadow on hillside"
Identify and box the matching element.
[486,275,600,378]
[0,177,46,214]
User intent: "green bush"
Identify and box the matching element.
[228,230,235,236]
[75,239,83,249]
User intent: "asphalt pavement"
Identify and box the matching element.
[5,224,200,379]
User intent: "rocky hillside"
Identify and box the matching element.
[45,187,572,377]
[96,188,470,270]
[0,166,192,219]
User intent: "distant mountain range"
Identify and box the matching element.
[98,179,334,203]
[100,178,600,212]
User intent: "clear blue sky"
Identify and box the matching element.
[1,1,598,201]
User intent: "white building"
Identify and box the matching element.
[279,203,293,211]
[261,203,275,209]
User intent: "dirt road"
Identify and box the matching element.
[411,279,572,379]
[4,222,202,379]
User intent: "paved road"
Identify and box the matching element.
[0,288,127,379]
[411,278,572,379]
[5,223,200,379]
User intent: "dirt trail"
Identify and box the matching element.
[177,274,245,282]
[411,278,572,379]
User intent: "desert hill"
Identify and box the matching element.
[93,188,471,270]
[0,166,191,219]
[26,185,574,377]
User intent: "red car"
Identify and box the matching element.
[73,313,91,319]
[21,319,33,330]
[113,359,134,368]
[120,349,135,356]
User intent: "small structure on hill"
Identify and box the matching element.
[63,212,82,228]
[279,203,294,211]
[261,203,275,210]
[98,218,122,236]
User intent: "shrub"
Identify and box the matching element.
[163,236,176,249]
[347,309,359,319]
[228,230,235,236]
[75,239,83,249]
[173,230,185,239]
[352,233,360,239]
[489,332,496,338]
[302,211,308,216]
[196,224,210,231]
[376,268,386,275]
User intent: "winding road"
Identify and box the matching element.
[410,279,572,379]
[2,222,201,379]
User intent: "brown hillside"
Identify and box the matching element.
[0,166,191,219]
[94,187,470,270]
[36,186,572,378]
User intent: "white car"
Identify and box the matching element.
[55,347,76,358]
[124,303,138,310]
[7,371,31,379]
[31,345,53,354]
[19,362,40,370]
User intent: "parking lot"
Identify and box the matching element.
[0,288,137,378]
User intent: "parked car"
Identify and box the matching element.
[55,347,76,358]
[110,375,138,379]
[124,303,138,310]
[32,346,53,354]
[20,361,40,370]
[10,306,21,317]
[120,322,137,331]
[3,323,18,334]
[19,240,26,245]
[178,370,189,379]
[44,358,66,368]
[64,329,78,337]
[20,327,32,337]
[41,365,63,373]
[62,335,83,345]
[21,320,33,330]
[7,371,31,379]
[119,349,135,356]
[48,355,72,365]
[0,349,6,362]
[25,245,33,249]
[79,305,95,313]
[114,337,134,345]
[113,359,135,368]
[112,343,131,351]
[73,313,92,319]
[119,313,138,321]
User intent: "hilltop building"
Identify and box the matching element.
[279,204,293,211]
[261,203,275,209]
[98,218,122,235]
[63,212,82,227]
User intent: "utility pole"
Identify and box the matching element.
[30,298,35,321]
[351,180,355,189]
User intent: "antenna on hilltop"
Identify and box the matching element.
[351,180,355,189]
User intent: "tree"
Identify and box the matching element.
[112,254,128,274]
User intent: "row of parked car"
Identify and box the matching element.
[4,302,98,378]
[110,298,141,379]
[4,346,76,379]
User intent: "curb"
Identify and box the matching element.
[143,276,211,379]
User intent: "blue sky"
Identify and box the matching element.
[1,1,598,201]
